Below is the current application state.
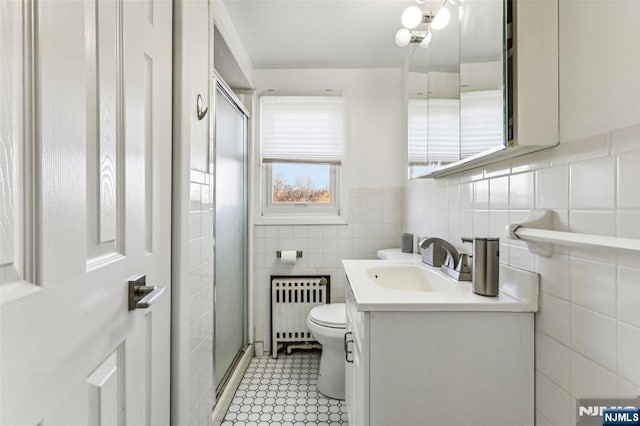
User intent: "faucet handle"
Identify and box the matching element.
[456,253,472,274]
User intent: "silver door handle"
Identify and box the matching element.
[196,94,208,120]
[128,275,166,310]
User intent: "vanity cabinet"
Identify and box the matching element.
[344,284,534,426]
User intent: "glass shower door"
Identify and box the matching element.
[214,82,248,393]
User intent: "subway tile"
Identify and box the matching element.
[610,123,640,155]
[459,182,473,209]
[537,293,571,345]
[536,331,571,392]
[570,156,616,210]
[550,133,609,167]
[618,323,640,387]
[472,210,490,237]
[320,225,338,239]
[510,244,535,271]
[278,226,294,239]
[190,183,202,211]
[474,180,489,209]
[617,211,640,239]
[511,149,551,174]
[535,411,553,426]
[571,351,618,398]
[293,225,308,239]
[383,190,402,209]
[322,237,338,253]
[459,210,474,240]
[536,253,570,300]
[571,306,617,372]
[536,166,569,210]
[382,208,402,224]
[367,208,384,224]
[367,192,384,209]
[618,250,640,269]
[263,226,278,239]
[337,225,352,239]
[570,257,616,317]
[510,172,535,210]
[569,210,615,237]
[489,210,509,238]
[618,378,640,399]
[618,266,640,328]
[536,372,575,426]
[618,150,640,208]
[307,226,324,239]
[489,176,509,209]
[447,185,460,209]
[484,160,511,178]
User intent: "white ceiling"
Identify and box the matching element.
[222,0,417,69]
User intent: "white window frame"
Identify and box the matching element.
[257,92,347,225]
[262,163,340,217]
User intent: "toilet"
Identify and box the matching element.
[306,303,346,399]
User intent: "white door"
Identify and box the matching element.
[0,0,173,425]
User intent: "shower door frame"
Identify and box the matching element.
[211,74,250,396]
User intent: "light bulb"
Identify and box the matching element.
[431,7,451,30]
[419,31,432,48]
[402,6,423,29]
[394,28,412,47]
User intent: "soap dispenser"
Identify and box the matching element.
[462,237,500,297]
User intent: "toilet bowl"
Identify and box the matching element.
[306,303,346,399]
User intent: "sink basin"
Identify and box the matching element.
[367,264,457,292]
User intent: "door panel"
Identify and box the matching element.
[0,1,172,424]
[214,85,248,391]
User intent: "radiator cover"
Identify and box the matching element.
[270,275,330,358]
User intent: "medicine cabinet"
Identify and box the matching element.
[406,0,558,178]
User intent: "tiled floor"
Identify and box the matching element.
[221,351,348,426]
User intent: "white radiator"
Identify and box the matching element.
[270,276,329,358]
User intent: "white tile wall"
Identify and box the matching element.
[188,180,215,426]
[252,187,403,353]
[403,123,640,424]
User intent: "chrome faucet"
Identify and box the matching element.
[419,237,471,281]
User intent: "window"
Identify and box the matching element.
[260,95,344,217]
[460,89,504,158]
[408,97,460,178]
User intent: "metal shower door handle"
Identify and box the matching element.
[128,275,166,310]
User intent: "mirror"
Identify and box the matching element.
[459,0,505,160]
[407,0,558,178]
[407,2,460,178]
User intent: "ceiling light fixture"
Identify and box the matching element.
[394,1,450,48]
[401,6,424,29]
[430,7,451,30]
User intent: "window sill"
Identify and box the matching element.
[255,215,348,226]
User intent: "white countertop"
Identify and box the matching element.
[343,258,539,312]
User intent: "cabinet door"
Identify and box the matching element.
[345,320,356,425]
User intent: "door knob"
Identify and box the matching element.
[128,275,166,310]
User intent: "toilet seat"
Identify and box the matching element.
[308,303,346,329]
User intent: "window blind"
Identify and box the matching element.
[460,89,504,158]
[261,95,344,164]
[407,98,429,165]
[408,98,460,165]
[427,98,460,163]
